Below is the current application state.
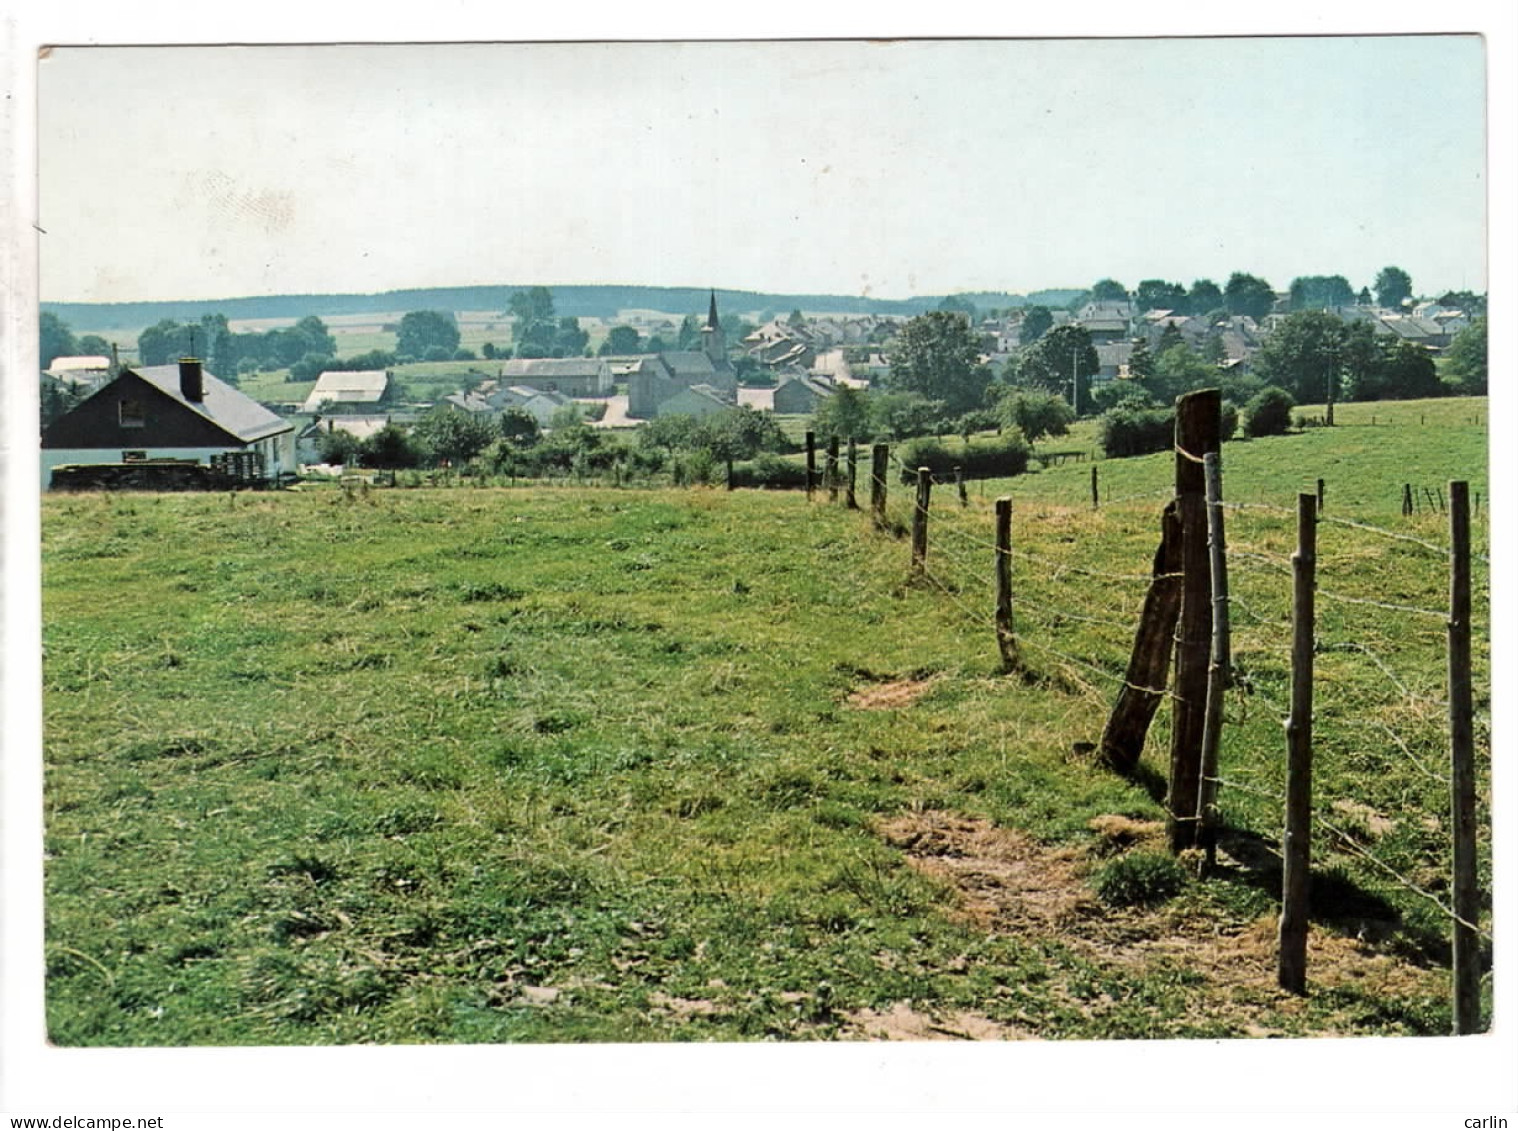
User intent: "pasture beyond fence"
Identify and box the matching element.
[804,391,1491,1033]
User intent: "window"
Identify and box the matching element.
[119,398,145,428]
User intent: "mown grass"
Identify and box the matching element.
[41,397,1491,1044]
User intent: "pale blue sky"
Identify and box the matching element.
[39,35,1488,304]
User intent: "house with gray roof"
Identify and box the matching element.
[500,357,613,396]
[41,360,296,488]
[301,369,392,413]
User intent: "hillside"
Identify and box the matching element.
[40,399,1491,1045]
[42,284,1081,333]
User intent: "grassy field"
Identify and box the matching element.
[41,398,1491,1044]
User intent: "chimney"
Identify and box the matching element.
[178,357,204,402]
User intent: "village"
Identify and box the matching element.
[35,275,1488,490]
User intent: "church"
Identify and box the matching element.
[625,290,739,419]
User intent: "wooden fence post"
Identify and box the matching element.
[1402,483,1414,517]
[1091,465,1100,510]
[871,444,889,527]
[846,438,859,510]
[1169,388,1221,851]
[1316,478,1325,516]
[994,497,1017,671]
[1099,501,1184,775]
[955,466,968,508]
[911,467,931,573]
[1448,480,1480,1034]
[725,458,734,491]
[826,435,840,503]
[805,431,817,500]
[1279,491,1317,994]
[1198,452,1231,865]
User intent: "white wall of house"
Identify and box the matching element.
[41,434,294,488]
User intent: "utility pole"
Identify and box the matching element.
[1071,348,1080,417]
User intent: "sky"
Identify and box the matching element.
[37,35,1490,305]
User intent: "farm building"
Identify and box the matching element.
[499,358,613,397]
[41,359,296,488]
[44,355,114,393]
[772,374,837,415]
[301,369,393,414]
[488,385,573,427]
[625,292,739,418]
[654,384,731,419]
[296,414,396,465]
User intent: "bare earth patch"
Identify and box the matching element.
[845,809,1446,1040]
[847,677,937,711]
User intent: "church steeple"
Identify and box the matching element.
[701,288,727,366]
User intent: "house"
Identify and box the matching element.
[296,414,396,465]
[626,291,739,418]
[44,355,114,393]
[301,369,392,413]
[41,359,296,487]
[772,374,837,415]
[490,385,574,427]
[655,384,731,419]
[1094,341,1137,383]
[499,357,613,397]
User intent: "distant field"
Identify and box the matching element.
[41,398,1490,1044]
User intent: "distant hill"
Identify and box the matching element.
[42,284,1069,332]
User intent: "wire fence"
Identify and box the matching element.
[820,434,1492,1017]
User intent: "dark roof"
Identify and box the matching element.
[133,365,291,443]
[658,351,717,378]
[502,358,607,378]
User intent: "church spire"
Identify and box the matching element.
[701,289,727,367]
[707,288,720,329]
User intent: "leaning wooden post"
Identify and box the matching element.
[1279,491,1317,995]
[1099,501,1184,775]
[870,444,889,527]
[1169,388,1221,851]
[955,466,968,508]
[826,435,840,504]
[1197,452,1231,866]
[910,467,931,573]
[845,438,859,510]
[1448,480,1480,1034]
[1402,483,1414,517]
[1091,465,1100,510]
[805,431,817,500]
[994,497,1017,671]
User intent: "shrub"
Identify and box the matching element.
[1243,386,1296,438]
[731,453,809,490]
[1092,852,1187,907]
[1219,399,1240,442]
[1099,398,1174,458]
[896,432,1031,481]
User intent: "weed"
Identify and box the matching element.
[1092,852,1188,907]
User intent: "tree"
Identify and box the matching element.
[316,427,363,465]
[359,424,421,469]
[412,407,498,466]
[289,352,334,384]
[888,311,993,416]
[938,295,978,320]
[993,388,1073,444]
[40,312,79,368]
[868,392,943,440]
[1443,317,1487,395]
[812,385,871,441]
[1374,266,1413,310]
[1090,279,1129,303]
[508,286,556,325]
[1126,337,1155,382]
[1437,291,1487,318]
[1143,342,1214,404]
[554,317,590,357]
[1188,279,1224,317]
[397,310,461,359]
[1224,272,1276,321]
[1018,305,1053,346]
[1134,279,1187,314]
[1351,340,1438,402]
[498,407,542,446]
[1287,275,1354,311]
[601,325,642,355]
[1017,324,1098,414]
[137,319,190,366]
[1252,310,1346,404]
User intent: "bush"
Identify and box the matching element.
[730,453,809,490]
[896,432,1031,481]
[1243,386,1296,438]
[1092,852,1187,907]
[1099,398,1174,458]
[1219,399,1240,442]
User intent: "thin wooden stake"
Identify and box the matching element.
[955,466,968,507]
[846,438,859,510]
[1279,492,1317,994]
[826,435,840,503]
[805,431,817,500]
[1198,452,1230,866]
[1091,464,1100,510]
[1449,480,1481,1034]
[994,497,1017,671]
[871,443,889,527]
[1402,483,1414,517]
[1316,477,1325,516]
[911,467,931,573]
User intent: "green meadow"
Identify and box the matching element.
[41,397,1491,1044]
